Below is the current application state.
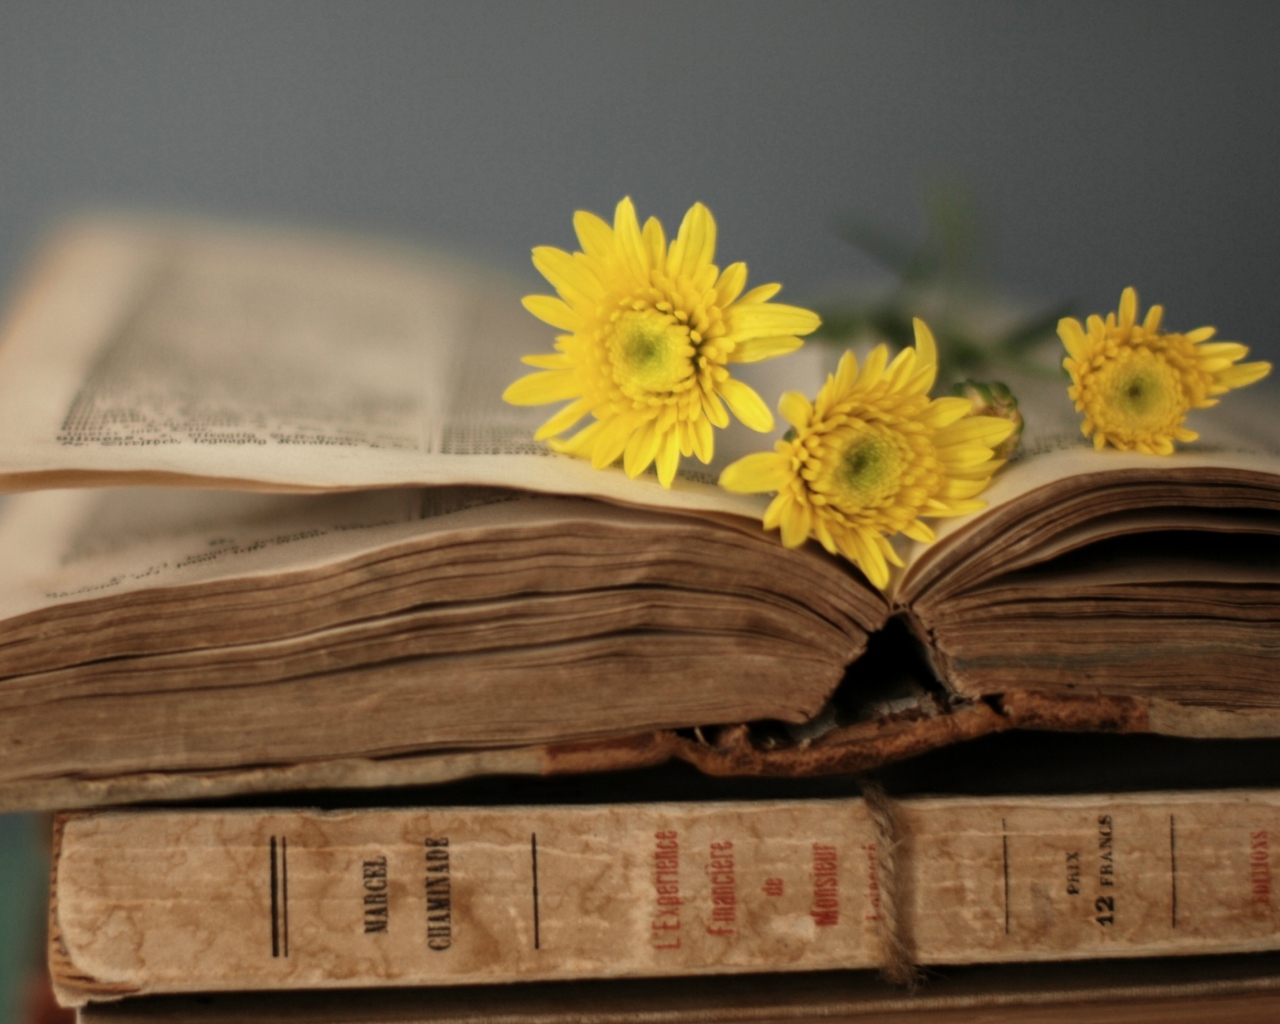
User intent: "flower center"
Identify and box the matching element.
[1096,349,1185,432]
[812,422,907,512]
[607,310,695,395]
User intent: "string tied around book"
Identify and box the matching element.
[855,775,923,989]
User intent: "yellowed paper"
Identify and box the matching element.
[0,216,789,517]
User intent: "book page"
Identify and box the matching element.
[0,485,812,629]
[0,216,783,518]
[0,486,875,792]
[940,372,1279,538]
[5,216,1276,597]
[0,484,878,681]
[896,371,1280,595]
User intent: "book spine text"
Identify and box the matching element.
[50,792,1280,1003]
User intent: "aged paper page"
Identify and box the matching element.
[0,216,781,518]
[897,371,1280,594]
[0,484,860,631]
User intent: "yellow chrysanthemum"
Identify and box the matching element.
[719,319,1014,589]
[1059,287,1271,454]
[503,197,820,487]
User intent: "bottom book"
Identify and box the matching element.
[77,954,1280,1024]
[50,790,1280,1004]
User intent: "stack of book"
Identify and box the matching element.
[2,216,1279,1021]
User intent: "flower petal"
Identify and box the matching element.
[678,421,694,458]
[668,202,716,279]
[502,370,581,405]
[719,452,794,493]
[847,529,890,589]
[591,414,637,469]
[908,318,938,394]
[1057,317,1089,362]
[718,377,774,432]
[934,416,1016,449]
[937,444,999,470]
[1216,360,1271,390]
[728,335,805,364]
[900,519,933,543]
[919,396,973,428]
[533,398,592,440]
[1195,341,1249,364]
[522,294,583,332]
[656,429,681,487]
[612,197,649,279]
[532,247,604,305]
[809,516,837,555]
[726,302,821,341]
[737,282,782,305]
[779,498,812,548]
[692,413,715,463]
[716,262,748,306]
[777,390,813,431]
[940,476,990,500]
[857,343,889,390]
[623,419,662,478]
[1119,287,1138,328]
[833,349,861,395]
[573,210,615,260]
[642,216,666,270]
[550,420,602,457]
[520,353,571,369]
[927,498,986,517]
[876,532,906,568]
[763,491,789,530]
[702,390,730,428]
[884,345,917,389]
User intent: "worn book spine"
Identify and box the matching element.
[50,791,1280,1005]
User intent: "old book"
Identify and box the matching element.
[71,955,1280,1024]
[0,216,1277,811]
[48,790,1280,1003]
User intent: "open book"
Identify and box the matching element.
[0,216,1276,811]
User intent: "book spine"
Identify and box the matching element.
[50,792,1280,1004]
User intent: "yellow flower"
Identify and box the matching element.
[1059,287,1271,454]
[503,197,820,487]
[719,319,1014,589]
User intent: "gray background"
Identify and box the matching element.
[0,0,1277,360]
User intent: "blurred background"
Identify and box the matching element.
[1,2,1277,1017]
